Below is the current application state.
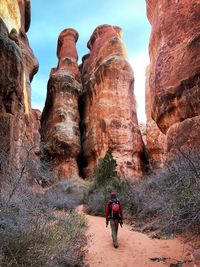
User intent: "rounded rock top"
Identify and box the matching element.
[59,28,79,43]
[87,24,122,49]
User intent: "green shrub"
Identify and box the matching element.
[93,150,118,187]
[84,150,126,216]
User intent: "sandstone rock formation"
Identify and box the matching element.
[41,29,82,179]
[139,122,147,146]
[146,0,200,157]
[80,24,146,179]
[145,66,166,169]
[32,109,41,157]
[166,116,200,157]
[0,0,38,168]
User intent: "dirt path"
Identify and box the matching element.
[84,214,193,267]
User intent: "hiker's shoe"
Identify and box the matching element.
[114,244,118,248]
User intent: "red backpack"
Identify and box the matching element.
[112,202,120,213]
[110,199,120,218]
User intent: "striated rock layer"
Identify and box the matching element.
[41,29,82,179]
[145,66,166,169]
[0,0,38,168]
[146,0,200,156]
[80,25,146,179]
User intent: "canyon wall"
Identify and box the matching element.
[145,65,166,169]
[32,108,41,157]
[41,29,82,179]
[146,0,200,157]
[0,0,38,168]
[80,25,146,179]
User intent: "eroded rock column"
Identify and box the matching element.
[146,0,200,157]
[80,24,146,179]
[41,29,82,179]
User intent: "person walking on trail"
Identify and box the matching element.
[106,192,123,248]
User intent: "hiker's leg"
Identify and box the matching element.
[114,219,119,247]
[110,219,118,247]
[115,219,119,235]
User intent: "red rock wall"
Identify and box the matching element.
[32,109,41,157]
[80,25,146,179]
[147,0,200,157]
[147,0,200,133]
[41,29,82,179]
[0,0,38,168]
[166,116,200,156]
[145,66,166,169]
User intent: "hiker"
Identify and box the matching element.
[106,192,123,248]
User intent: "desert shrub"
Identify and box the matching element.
[84,150,126,216]
[0,203,88,267]
[0,147,88,267]
[45,212,88,267]
[127,149,200,240]
[43,178,87,211]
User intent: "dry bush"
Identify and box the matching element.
[127,149,200,241]
[84,189,105,216]
[43,178,87,211]
[0,146,88,267]
[0,204,88,267]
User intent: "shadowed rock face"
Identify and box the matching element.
[80,24,146,179]
[145,66,166,169]
[32,109,41,157]
[41,29,82,179]
[147,0,200,134]
[166,116,200,157]
[0,0,38,167]
[147,0,200,158]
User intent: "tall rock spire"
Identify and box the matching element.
[41,28,82,180]
[79,24,146,179]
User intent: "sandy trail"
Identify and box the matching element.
[84,214,193,267]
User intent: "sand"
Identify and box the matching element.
[85,214,193,267]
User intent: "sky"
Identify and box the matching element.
[28,0,151,122]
